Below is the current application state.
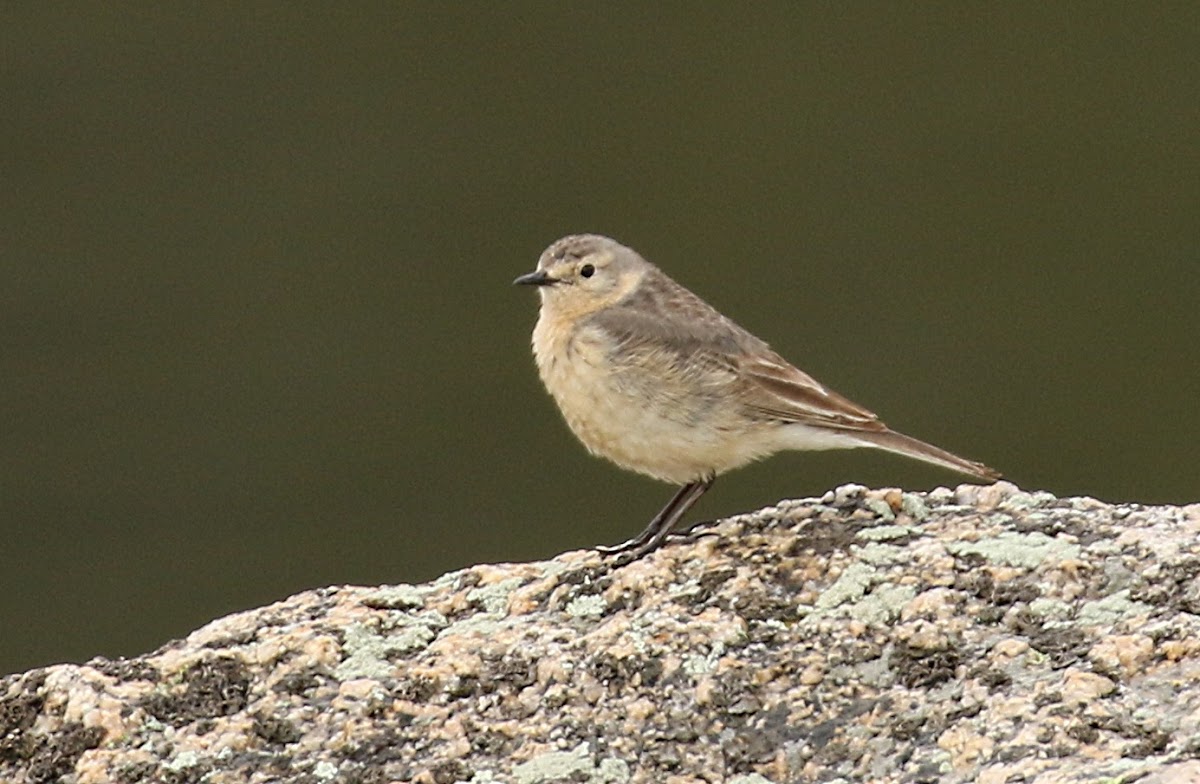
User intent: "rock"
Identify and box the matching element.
[2,485,1199,783]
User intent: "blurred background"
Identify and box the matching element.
[2,5,1196,675]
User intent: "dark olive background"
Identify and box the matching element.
[3,6,1196,675]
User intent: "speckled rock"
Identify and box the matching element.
[3,483,1200,783]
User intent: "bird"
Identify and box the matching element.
[514,234,1000,559]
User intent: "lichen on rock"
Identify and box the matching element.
[2,483,1199,783]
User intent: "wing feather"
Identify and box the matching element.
[735,352,887,432]
[583,268,889,434]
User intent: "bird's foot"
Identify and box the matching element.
[594,537,643,556]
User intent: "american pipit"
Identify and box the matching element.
[515,234,1000,559]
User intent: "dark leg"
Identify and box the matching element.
[596,477,715,559]
[595,481,699,555]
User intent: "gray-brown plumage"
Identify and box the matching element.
[515,234,1000,558]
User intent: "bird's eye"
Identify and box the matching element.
[579,263,595,278]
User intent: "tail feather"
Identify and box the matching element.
[857,429,1001,482]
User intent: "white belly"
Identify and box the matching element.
[531,318,784,484]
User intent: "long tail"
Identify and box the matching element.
[856,428,1002,481]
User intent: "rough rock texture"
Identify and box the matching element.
[3,482,1200,784]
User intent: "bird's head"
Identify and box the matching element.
[514,234,648,318]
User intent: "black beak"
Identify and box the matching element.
[513,269,556,287]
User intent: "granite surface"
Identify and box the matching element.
[3,482,1200,783]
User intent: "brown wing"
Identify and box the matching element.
[587,268,888,434]
[735,351,889,433]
